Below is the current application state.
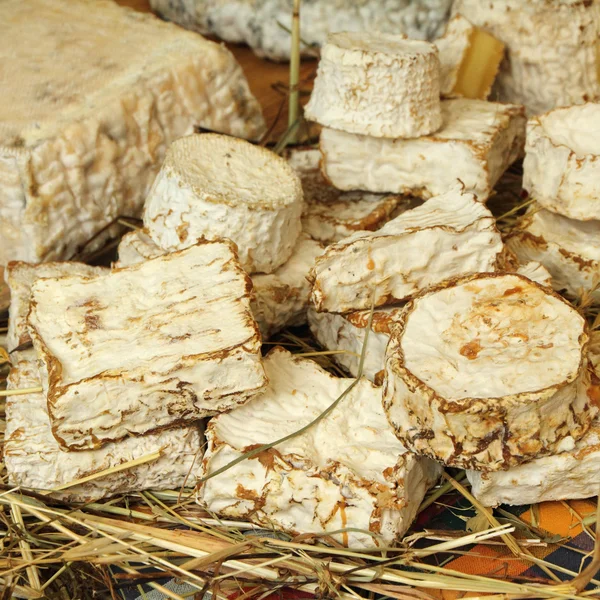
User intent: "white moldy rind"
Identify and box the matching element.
[197,348,442,548]
[305,32,442,139]
[320,99,526,201]
[0,0,265,266]
[27,241,266,451]
[143,134,303,274]
[310,189,503,313]
[452,0,600,115]
[523,104,600,220]
[5,350,203,502]
[383,272,596,472]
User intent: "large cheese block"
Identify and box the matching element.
[310,189,503,313]
[197,348,442,548]
[452,0,600,114]
[0,0,265,266]
[27,241,266,450]
[383,273,596,471]
[320,99,526,201]
[150,0,453,61]
[5,351,203,503]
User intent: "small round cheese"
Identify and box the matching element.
[524,104,600,220]
[383,272,595,471]
[304,31,442,138]
[143,134,304,274]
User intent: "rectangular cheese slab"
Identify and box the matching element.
[27,241,266,450]
[320,98,525,201]
[0,0,265,266]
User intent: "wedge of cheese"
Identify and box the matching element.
[310,189,503,313]
[144,134,303,274]
[524,104,600,221]
[0,0,265,266]
[320,99,526,201]
[27,241,266,451]
[384,273,596,471]
[197,348,442,548]
[305,32,442,138]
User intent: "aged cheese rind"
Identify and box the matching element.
[523,104,600,220]
[383,272,595,471]
[305,32,442,138]
[197,348,441,548]
[27,241,266,450]
[452,0,600,115]
[310,190,503,313]
[0,0,265,266]
[320,99,526,201]
[143,134,303,274]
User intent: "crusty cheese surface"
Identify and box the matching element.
[0,0,265,266]
[27,241,266,451]
[384,273,595,471]
[5,350,203,503]
[197,348,442,548]
[143,134,303,274]
[524,103,600,220]
[305,32,442,138]
[310,189,503,313]
[320,99,526,201]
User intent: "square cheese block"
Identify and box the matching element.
[0,0,265,266]
[5,350,203,503]
[320,98,526,201]
[27,241,266,451]
[197,348,442,548]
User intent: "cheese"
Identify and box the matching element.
[310,189,503,313]
[452,0,600,115]
[320,99,526,201]
[523,103,600,221]
[305,32,442,139]
[5,350,203,503]
[434,15,504,99]
[27,241,266,451]
[507,206,600,305]
[143,134,303,274]
[384,272,595,471]
[197,348,442,548]
[0,0,265,266]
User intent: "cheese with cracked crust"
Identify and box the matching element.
[0,0,265,266]
[319,99,526,201]
[27,241,266,451]
[197,348,442,548]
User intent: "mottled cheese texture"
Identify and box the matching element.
[5,351,203,503]
[310,189,503,313]
[524,104,600,221]
[452,0,600,114]
[384,272,596,471]
[197,348,442,548]
[320,99,526,201]
[0,0,265,266]
[143,134,303,274]
[27,241,266,451]
[150,0,453,61]
[305,32,442,138]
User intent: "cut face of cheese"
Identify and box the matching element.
[524,103,600,220]
[305,32,442,138]
[310,189,503,313]
[143,134,303,274]
[197,348,442,548]
[0,0,265,266]
[320,99,526,201]
[384,273,596,471]
[27,241,266,451]
[5,350,203,503]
